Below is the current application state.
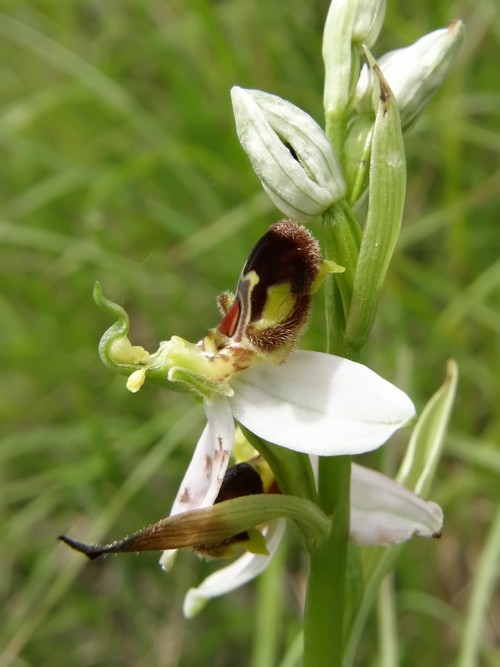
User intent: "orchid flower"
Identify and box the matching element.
[59,455,442,618]
[89,221,414,567]
[61,221,418,609]
[182,461,443,617]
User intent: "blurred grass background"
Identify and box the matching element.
[1,0,499,665]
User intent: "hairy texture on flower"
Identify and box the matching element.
[218,220,322,362]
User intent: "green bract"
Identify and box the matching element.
[344,55,406,357]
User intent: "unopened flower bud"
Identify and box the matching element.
[352,0,386,48]
[355,20,465,129]
[231,87,346,222]
[322,0,385,123]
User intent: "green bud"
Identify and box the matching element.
[352,0,386,48]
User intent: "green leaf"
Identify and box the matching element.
[397,359,459,496]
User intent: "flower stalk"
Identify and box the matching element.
[304,455,352,667]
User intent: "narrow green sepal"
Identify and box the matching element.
[343,114,374,205]
[240,426,317,505]
[321,200,362,328]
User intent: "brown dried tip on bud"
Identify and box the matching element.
[218,220,322,363]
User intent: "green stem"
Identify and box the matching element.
[458,506,500,667]
[303,455,351,667]
[377,575,399,667]
[322,203,361,327]
[325,109,347,165]
[251,532,286,667]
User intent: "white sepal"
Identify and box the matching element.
[230,350,415,456]
[352,0,386,47]
[183,520,286,618]
[350,463,443,545]
[160,396,234,570]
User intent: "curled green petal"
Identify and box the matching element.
[94,281,150,374]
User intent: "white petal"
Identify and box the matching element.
[350,463,443,545]
[159,396,235,570]
[182,520,286,618]
[230,350,415,456]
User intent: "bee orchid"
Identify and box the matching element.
[182,460,443,618]
[67,221,418,580]
[60,458,442,618]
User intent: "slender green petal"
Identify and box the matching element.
[241,427,317,503]
[343,114,374,204]
[322,201,362,324]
